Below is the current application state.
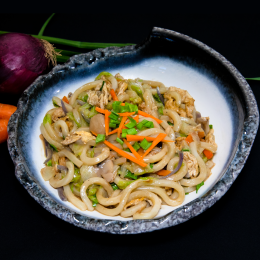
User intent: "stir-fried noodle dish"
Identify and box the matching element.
[40,72,217,219]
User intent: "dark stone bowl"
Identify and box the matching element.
[7,27,259,234]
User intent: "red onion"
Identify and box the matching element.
[0,33,58,94]
[160,151,184,179]
[156,87,165,105]
[57,187,67,201]
[61,100,68,114]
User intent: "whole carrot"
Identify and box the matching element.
[0,103,17,119]
[0,119,9,143]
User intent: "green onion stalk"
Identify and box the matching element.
[0,13,134,63]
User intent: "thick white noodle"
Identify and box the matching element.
[120,201,147,218]
[80,177,114,211]
[143,89,158,118]
[63,185,87,211]
[180,142,207,186]
[94,179,152,216]
[49,161,74,188]
[52,96,73,112]
[166,157,188,181]
[107,75,118,90]
[143,144,168,163]
[142,80,167,94]
[118,93,129,102]
[166,91,182,107]
[76,127,90,132]
[53,120,69,138]
[160,120,175,140]
[80,143,110,165]
[40,124,64,150]
[163,109,181,132]
[125,191,161,219]
[58,149,83,168]
[96,187,122,206]
[69,80,103,106]
[200,142,217,153]
[180,117,197,126]
[44,123,63,142]
[70,121,78,133]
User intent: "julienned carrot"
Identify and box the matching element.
[118,116,127,137]
[121,103,125,106]
[0,119,9,144]
[198,131,205,139]
[137,147,145,156]
[95,107,106,114]
[137,110,163,124]
[123,139,143,161]
[105,110,110,136]
[62,96,69,104]
[91,131,97,136]
[142,133,167,158]
[185,135,193,144]
[118,112,135,117]
[108,128,118,135]
[104,140,147,167]
[126,135,174,143]
[156,170,171,176]
[110,89,119,101]
[203,149,213,159]
[0,103,17,120]
[133,115,139,123]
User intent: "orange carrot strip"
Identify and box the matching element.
[104,140,147,167]
[110,89,119,101]
[91,131,97,136]
[156,170,171,176]
[0,119,9,144]
[137,110,163,124]
[133,115,139,123]
[118,112,135,117]
[126,135,174,143]
[0,103,17,120]
[137,147,145,156]
[142,133,167,158]
[198,131,205,139]
[203,149,213,159]
[118,116,128,137]
[123,139,143,161]
[121,103,125,106]
[185,135,193,144]
[62,96,69,104]
[108,128,118,135]
[95,107,106,114]
[105,110,110,136]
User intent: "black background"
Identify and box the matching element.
[0,13,260,259]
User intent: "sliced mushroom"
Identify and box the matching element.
[97,160,118,183]
[89,114,106,135]
[197,117,210,135]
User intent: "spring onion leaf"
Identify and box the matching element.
[116,137,124,146]
[185,193,189,195]
[111,183,119,190]
[119,105,130,113]
[122,133,127,138]
[182,148,190,152]
[153,93,162,103]
[124,148,131,152]
[53,100,59,107]
[67,112,81,127]
[78,91,89,102]
[140,138,152,150]
[125,170,138,180]
[196,181,204,193]
[88,194,99,204]
[43,114,52,125]
[126,128,138,135]
[50,144,58,152]
[167,121,174,126]
[109,123,117,128]
[158,107,164,115]
[132,142,140,151]
[209,124,213,129]
[100,81,105,91]
[125,116,137,128]
[150,163,154,169]
[112,101,122,112]
[109,113,119,120]
[179,133,187,137]
[46,160,52,166]
[96,134,105,143]
[143,121,154,128]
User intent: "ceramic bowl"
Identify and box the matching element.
[7,27,259,234]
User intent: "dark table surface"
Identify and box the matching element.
[0,14,260,260]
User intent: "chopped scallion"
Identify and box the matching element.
[196,181,204,193]
[125,170,138,180]
[96,134,105,143]
[126,128,138,135]
[110,183,119,190]
[140,138,152,150]
[116,137,124,146]
[125,116,137,128]
[132,142,140,151]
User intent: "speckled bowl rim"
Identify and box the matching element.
[7,27,259,234]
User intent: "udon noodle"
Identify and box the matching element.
[40,72,217,219]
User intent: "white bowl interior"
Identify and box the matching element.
[29,56,233,221]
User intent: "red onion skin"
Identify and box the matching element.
[0,33,48,94]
